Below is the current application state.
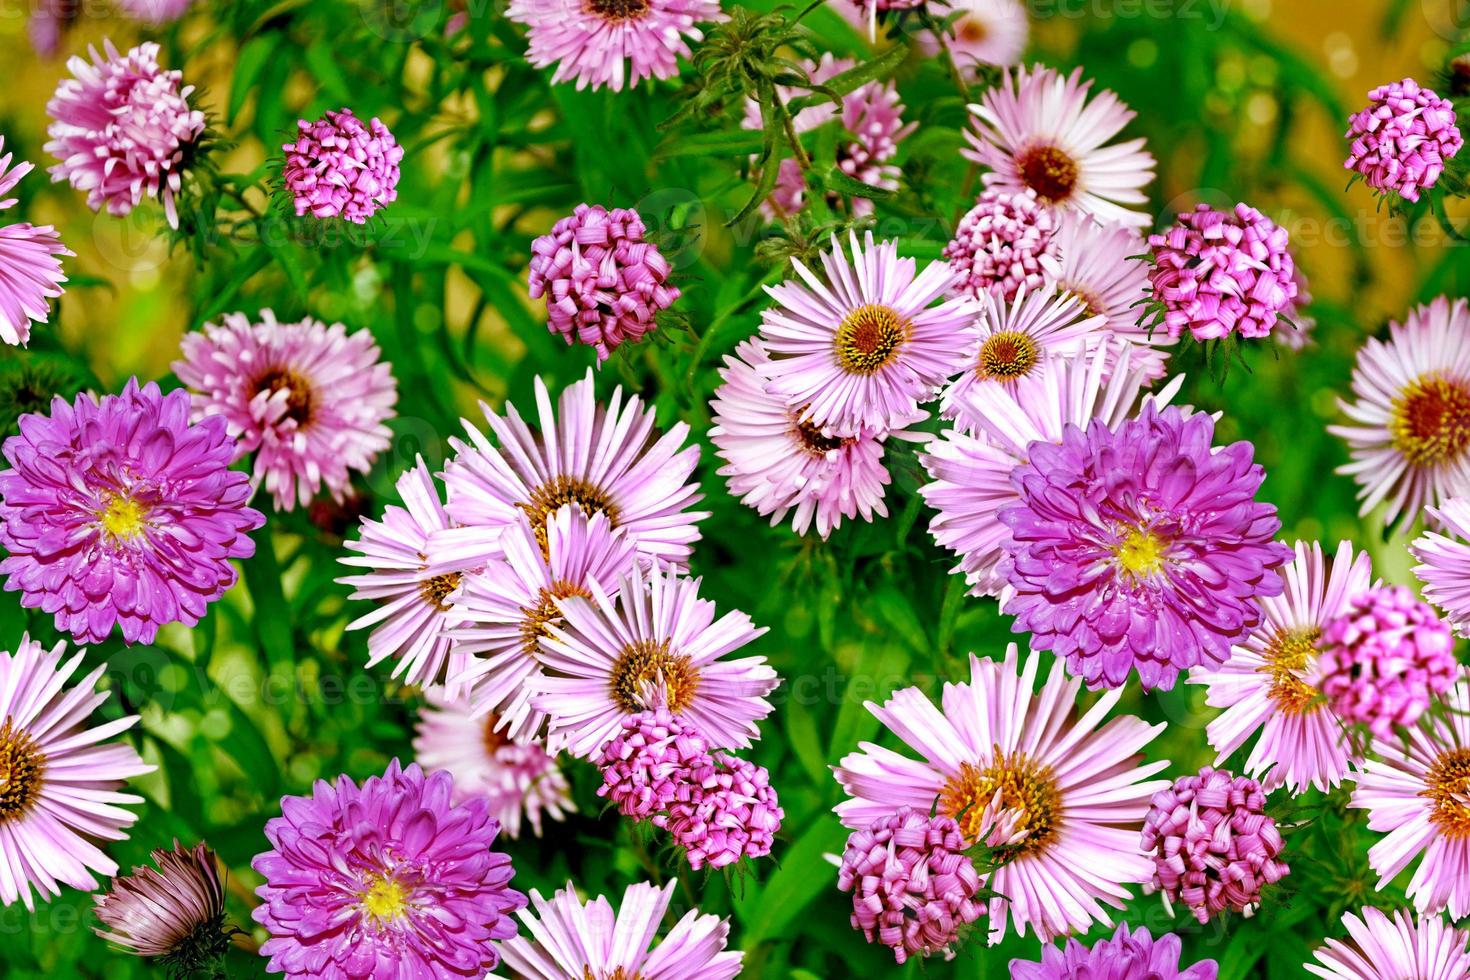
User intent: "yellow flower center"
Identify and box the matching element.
[99,493,148,542]
[0,719,45,824]
[835,304,908,375]
[609,638,699,713]
[519,580,593,657]
[1423,747,1470,839]
[1390,374,1470,466]
[418,572,462,612]
[977,331,1039,381]
[1114,526,1168,579]
[584,970,641,980]
[939,753,1061,856]
[1016,144,1080,203]
[360,874,411,922]
[1257,626,1322,715]
[521,478,620,554]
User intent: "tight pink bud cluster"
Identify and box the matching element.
[281,109,403,224]
[1147,203,1297,341]
[837,807,984,964]
[597,709,710,821]
[528,204,679,362]
[943,188,1059,302]
[1319,585,1457,739]
[1345,78,1463,202]
[1141,767,1289,924]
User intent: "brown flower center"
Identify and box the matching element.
[253,367,316,428]
[0,720,45,824]
[1422,746,1470,839]
[519,580,593,657]
[956,15,989,43]
[585,0,648,20]
[418,572,461,612]
[609,638,699,713]
[939,753,1061,856]
[584,970,641,980]
[1390,375,1470,466]
[793,417,850,456]
[1257,626,1321,715]
[483,713,509,755]
[521,477,620,552]
[1016,144,1080,203]
[977,331,1039,380]
[835,304,908,375]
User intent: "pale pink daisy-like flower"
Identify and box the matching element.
[710,339,922,539]
[927,0,1029,69]
[492,880,744,980]
[1190,540,1374,795]
[1413,496,1470,635]
[758,232,980,433]
[1330,295,1470,532]
[93,841,227,962]
[281,109,403,225]
[1345,78,1464,203]
[173,310,397,511]
[437,372,706,570]
[338,457,475,689]
[444,506,637,739]
[834,644,1170,943]
[45,41,205,229]
[1306,906,1470,980]
[0,634,153,910]
[964,65,1156,229]
[921,344,1182,596]
[943,187,1059,303]
[0,137,71,347]
[534,562,778,758]
[507,0,722,92]
[412,692,573,840]
[1348,675,1470,917]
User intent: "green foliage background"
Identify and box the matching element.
[1,0,1468,976]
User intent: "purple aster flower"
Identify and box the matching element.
[999,401,1292,690]
[174,310,398,511]
[943,187,1059,302]
[0,136,72,347]
[1010,923,1219,979]
[94,841,228,964]
[281,109,403,224]
[1141,767,1289,923]
[252,760,526,979]
[661,751,782,870]
[0,378,263,645]
[1318,584,1457,739]
[1147,202,1298,342]
[1345,78,1463,202]
[45,41,205,229]
[528,203,679,361]
[837,807,984,964]
[507,0,722,92]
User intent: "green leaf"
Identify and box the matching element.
[786,43,908,113]
[656,128,767,160]
[228,35,277,124]
[242,533,294,673]
[734,814,849,945]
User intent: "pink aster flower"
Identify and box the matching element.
[1345,78,1463,202]
[1000,401,1292,691]
[439,371,706,570]
[493,880,744,979]
[1413,496,1470,634]
[0,379,262,645]
[339,457,475,689]
[757,232,980,433]
[837,808,984,964]
[0,634,152,909]
[528,203,679,361]
[533,562,778,758]
[252,760,526,979]
[1318,585,1456,739]
[1141,767,1289,923]
[920,344,1183,597]
[597,707,711,821]
[1331,295,1470,532]
[834,644,1170,943]
[964,65,1156,228]
[943,187,1059,302]
[1348,675,1470,917]
[1011,923,1219,979]
[45,41,205,229]
[0,138,71,348]
[661,750,782,870]
[710,339,922,539]
[1146,202,1298,342]
[443,505,637,739]
[927,0,1029,69]
[1190,541,1374,795]
[413,692,574,840]
[507,0,721,92]
[174,310,397,511]
[115,0,192,22]
[94,841,228,963]
[281,109,402,224]
[1306,906,1470,980]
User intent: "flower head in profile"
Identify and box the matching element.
[1345,77,1463,202]
[834,644,1170,942]
[492,880,744,980]
[94,841,229,969]
[174,310,397,511]
[253,760,525,979]
[1331,295,1470,532]
[281,109,403,224]
[1010,923,1219,979]
[1306,906,1470,980]
[1001,401,1292,691]
[1190,541,1374,795]
[757,232,980,433]
[534,562,778,758]
[0,635,152,909]
[413,692,573,840]
[1413,496,1470,634]
[0,137,71,347]
[964,65,1156,228]
[45,40,205,228]
[0,379,263,645]
[508,0,722,92]
[943,187,1059,303]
